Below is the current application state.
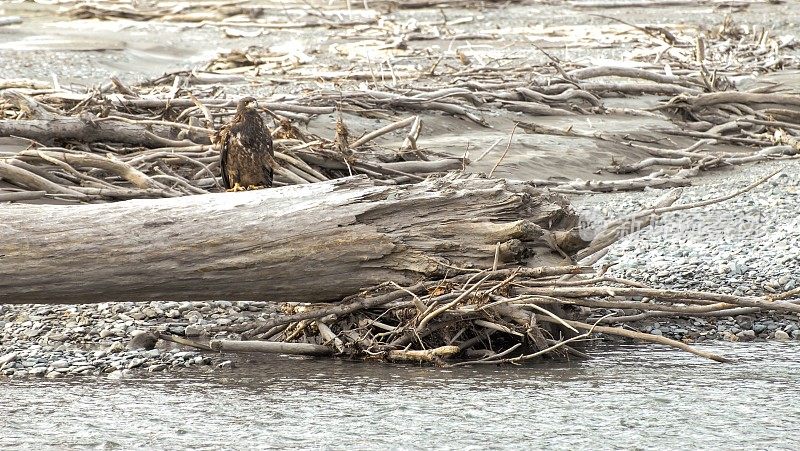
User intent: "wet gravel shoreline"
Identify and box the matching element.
[0,301,279,378]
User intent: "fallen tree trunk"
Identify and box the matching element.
[0,174,584,304]
[0,118,198,148]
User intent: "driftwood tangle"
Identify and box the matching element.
[0,174,580,305]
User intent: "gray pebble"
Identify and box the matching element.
[0,352,18,366]
[29,367,48,376]
[737,330,756,341]
[50,359,69,369]
[168,326,185,335]
[107,369,129,379]
[127,332,158,350]
[184,325,204,337]
[774,330,791,341]
[99,329,115,338]
[48,333,68,342]
[127,358,145,369]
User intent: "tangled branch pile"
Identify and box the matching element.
[184,171,798,366]
[3,50,799,200]
[224,261,799,366]
[3,5,799,200]
[0,83,464,202]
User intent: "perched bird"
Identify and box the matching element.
[214,97,274,191]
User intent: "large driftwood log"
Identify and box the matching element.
[0,118,199,147]
[0,174,583,304]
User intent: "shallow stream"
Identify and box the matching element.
[2,343,798,450]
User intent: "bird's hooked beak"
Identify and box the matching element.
[237,97,259,113]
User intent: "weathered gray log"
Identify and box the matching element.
[209,340,332,356]
[0,174,582,304]
[0,118,200,147]
[0,190,46,202]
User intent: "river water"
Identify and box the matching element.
[2,342,799,450]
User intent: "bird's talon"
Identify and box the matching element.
[226,183,245,192]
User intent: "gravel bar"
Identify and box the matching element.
[572,159,800,343]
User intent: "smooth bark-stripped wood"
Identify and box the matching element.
[516,286,800,314]
[209,340,333,356]
[0,162,89,199]
[387,346,460,363]
[0,118,199,147]
[0,174,582,304]
[0,190,46,202]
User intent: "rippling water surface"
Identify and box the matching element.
[2,343,799,450]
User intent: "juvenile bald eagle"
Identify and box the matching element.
[214,97,274,191]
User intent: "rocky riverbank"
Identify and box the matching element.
[573,159,800,343]
[0,300,280,378]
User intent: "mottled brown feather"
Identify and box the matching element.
[216,98,274,189]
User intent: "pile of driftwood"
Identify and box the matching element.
[63,0,524,23]
[0,83,463,202]
[2,57,798,200]
[208,169,799,366]
[3,169,798,365]
[3,5,799,197]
